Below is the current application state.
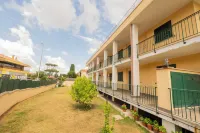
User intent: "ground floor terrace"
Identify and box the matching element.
[94,81,200,133]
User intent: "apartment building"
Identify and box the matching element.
[0,54,30,79]
[86,0,200,132]
[77,69,88,77]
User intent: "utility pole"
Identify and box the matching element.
[37,43,44,80]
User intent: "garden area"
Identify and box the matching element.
[0,79,148,133]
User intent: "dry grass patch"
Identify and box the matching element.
[0,86,148,133]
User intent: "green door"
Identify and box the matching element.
[171,72,200,108]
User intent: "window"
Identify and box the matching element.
[118,49,123,59]
[118,72,123,82]
[128,45,131,57]
[154,21,172,44]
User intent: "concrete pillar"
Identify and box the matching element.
[96,72,99,85]
[131,24,140,96]
[162,119,175,133]
[112,97,115,102]
[112,41,118,90]
[97,57,100,66]
[103,69,107,87]
[104,50,108,67]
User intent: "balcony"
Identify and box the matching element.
[104,56,113,67]
[137,10,200,57]
[96,63,103,70]
[114,45,131,63]
[0,65,24,72]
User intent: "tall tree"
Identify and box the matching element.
[70,64,75,72]
[67,64,77,78]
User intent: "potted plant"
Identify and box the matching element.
[153,120,159,133]
[140,117,146,126]
[121,104,127,112]
[143,117,149,127]
[132,111,139,121]
[147,118,153,131]
[159,126,167,133]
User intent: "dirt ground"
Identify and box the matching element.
[0,83,147,133]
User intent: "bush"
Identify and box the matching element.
[101,101,114,133]
[70,77,97,107]
[132,110,139,117]
[159,126,167,133]
[121,104,127,110]
[144,118,152,125]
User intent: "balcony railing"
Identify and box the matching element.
[137,10,200,56]
[93,82,157,111]
[94,82,200,124]
[114,45,131,63]
[97,63,103,70]
[104,56,113,67]
[170,88,200,123]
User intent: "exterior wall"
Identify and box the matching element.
[162,119,175,133]
[140,52,200,86]
[139,2,195,42]
[0,84,55,117]
[117,68,131,90]
[86,0,153,65]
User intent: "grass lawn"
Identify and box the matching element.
[0,86,148,133]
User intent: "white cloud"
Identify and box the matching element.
[44,56,69,73]
[77,35,102,54]
[5,0,100,34]
[45,48,51,51]
[88,48,97,54]
[74,0,100,34]
[0,25,37,72]
[102,0,136,24]
[62,51,68,56]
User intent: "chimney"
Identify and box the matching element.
[15,57,18,60]
[12,55,15,59]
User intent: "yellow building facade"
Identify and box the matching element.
[87,0,200,132]
[0,54,30,79]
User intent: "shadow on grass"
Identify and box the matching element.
[72,103,101,111]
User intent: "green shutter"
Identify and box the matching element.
[154,21,172,44]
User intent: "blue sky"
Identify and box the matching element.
[0,0,135,73]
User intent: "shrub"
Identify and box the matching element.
[101,101,115,133]
[140,116,144,121]
[132,110,139,117]
[153,123,159,129]
[159,126,167,133]
[70,77,97,107]
[153,120,158,125]
[144,118,152,125]
[121,104,127,110]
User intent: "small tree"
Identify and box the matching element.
[102,101,115,133]
[70,77,97,107]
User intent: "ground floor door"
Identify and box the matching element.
[171,72,200,107]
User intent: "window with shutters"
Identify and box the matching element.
[154,21,172,44]
[118,72,123,82]
[118,49,123,59]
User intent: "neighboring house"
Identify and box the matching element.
[0,54,30,79]
[86,1,200,133]
[77,69,88,77]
